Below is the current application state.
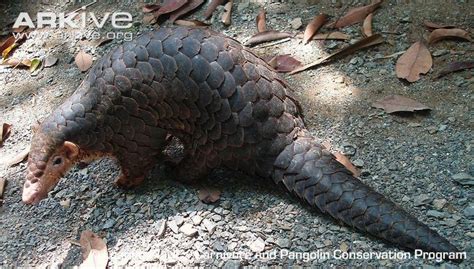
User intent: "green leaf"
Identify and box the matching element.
[30,58,41,72]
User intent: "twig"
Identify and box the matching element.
[256,37,291,48]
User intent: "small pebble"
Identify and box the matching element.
[290,18,303,29]
[180,223,198,237]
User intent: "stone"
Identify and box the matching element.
[426,210,445,218]
[275,238,291,248]
[290,18,303,30]
[223,259,241,268]
[237,1,250,12]
[180,223,198,237]
[432,198,447,210]
[102,219,116,229]
[463,205,474,219]
[414,194,432,206]
[248,237,265,253]
[192,215,203,225]
[168,220,179,233]
[452,172,474,186]
[203,219,217,234]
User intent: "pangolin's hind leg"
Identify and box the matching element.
[166,150,212,183]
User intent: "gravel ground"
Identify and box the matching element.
[0,0,473,267]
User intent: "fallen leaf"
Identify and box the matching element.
[362,13,373,37]
[334,152,361,177]
[0,36,16,56]
[268,54,302,73]
[256,8,267,32]
[372,95,431,113]
[221,0,233,26]
[328,0,382,28]
[198,187,221,203]
[153,0,187,20]
[12,26,28,33]
[143,4,161,13]
[395,41,432,82]
[204,0,226,20]
[436,61,474,78]
[428,28,472,44]
[174,19,210,27]
[290,34,384,74]
[43,55,58,67]
[30,58,41,72]
[75,51,93,72]
[0,35,26,60]
[303,14,328,44]
[143,14,156,25]
[1,42,18,60]
[7,147,30,167]
[0,123,12,146]
[0,58,31,68]
[79,230,108,269]
[0,177,5,199]
[245,30,293,46]
[423,21,457,30]
[297,32,350,40]
[169,0,205,22]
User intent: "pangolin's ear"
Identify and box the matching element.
[62,141,79,160]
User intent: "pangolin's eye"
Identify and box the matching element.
[52,157,63,166]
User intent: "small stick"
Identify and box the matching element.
[256,37,291,48]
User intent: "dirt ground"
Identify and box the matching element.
[0,0,473,267]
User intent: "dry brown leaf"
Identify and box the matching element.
[372,95,431,113]
[334,152,361,177]
[204,0,226,19]
[79,230,108,269]
[362,13,373,37]
[153,0,187,20]
[436,61,474,78]
[0,177,5,199]
[0,123,12,146]
[169,0,205,22]
[198,187,221,204]
[423,21,457,30]
[142,4,161,13]
[0,58,31,68]
[268,54,302,73]
[221,0,233,26]
[395,41,432,82]
[245,30,293,47]
[303,14,328,44]
[143,14,156,25]
[7,147,29,167]
[43,56,58,68]
[0,36,16,56]
[328,0,382,28]
[75,51,93,72]
[174,19,210,27]
[428,28,472,44]
[256,8,267,32]
[290,34,384,74]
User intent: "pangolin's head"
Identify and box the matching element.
[23,131,80,205]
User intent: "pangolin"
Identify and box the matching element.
[22,26,461,260]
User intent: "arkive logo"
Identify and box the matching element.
[13,11,133,29]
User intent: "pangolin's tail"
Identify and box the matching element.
[272,136,462,262]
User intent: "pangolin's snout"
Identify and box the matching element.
[22,174,46,205]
